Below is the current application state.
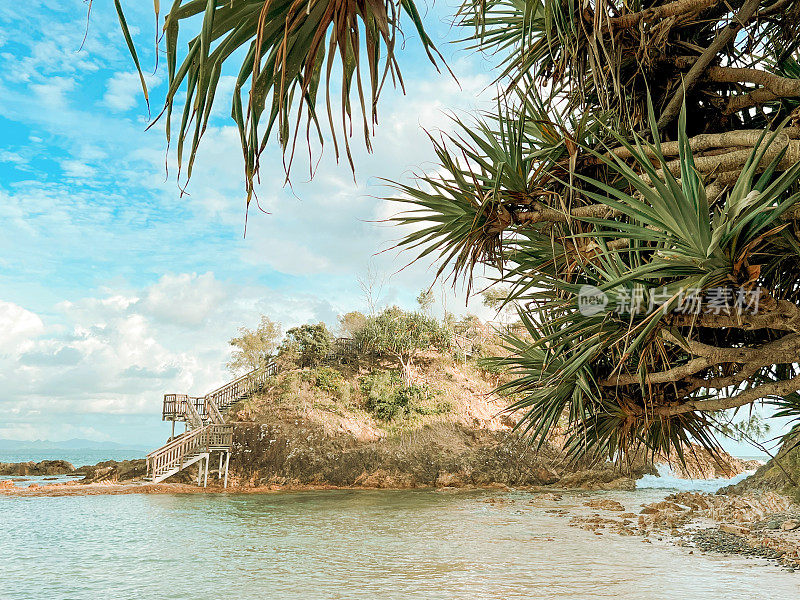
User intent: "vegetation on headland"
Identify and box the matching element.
[0,294,763,491]
[211,303,752,490]
[110,1,800,469]
[227,293,495,435]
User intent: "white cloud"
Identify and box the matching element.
[0,2,499,446]
[103,71,160,112]
[60,158,95,178]
[0,272,346,428]
[30,76,75,110]
[142,272,227,326]
[0,150,27,165]
[0,300,44,353]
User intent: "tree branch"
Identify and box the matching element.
[703,66,800,97]
[665,300,800,332]
[656,373,800,415]
[657,137,800,178]
[513,202,621,225]
[657,0,763,129]
[609,0,720,29]
[725,88,781,114]
[603,333,800,387]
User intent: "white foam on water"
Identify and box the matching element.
[636,463,755,493]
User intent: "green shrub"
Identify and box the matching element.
[360,371,449,420]
[360,370,400,419]
[273,372,299,404]
[399,384,450,416]
[476,354,506,375]
[302,366,349,401]
[354,307,452,383]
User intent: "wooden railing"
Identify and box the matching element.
[207,424,234,448]
[206,398,224,424]
[146,425,207,479]
[185,397,204,429]
[162,394,204,421]
[146,423,234,479]
[203,361,276,412]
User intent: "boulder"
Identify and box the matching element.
[720,523,751,536]
[584,499,625,511]
[782,519,800,531]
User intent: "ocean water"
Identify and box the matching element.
[637,464,754,493]
[1,488,797,599]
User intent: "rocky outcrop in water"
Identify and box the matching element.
[655,446,762,479]
[0,459,149,483]
[225,421,651,490]
[0,460,75,476]
[74,459,147,483]
[566,489,800,569]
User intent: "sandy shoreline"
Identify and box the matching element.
[0,479,522,497]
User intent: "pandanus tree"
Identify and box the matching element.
[118,0,800,461]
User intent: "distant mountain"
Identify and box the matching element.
[0,438,148,452]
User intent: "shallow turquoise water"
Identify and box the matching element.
[1,489,797,599]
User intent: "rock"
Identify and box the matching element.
[584,499,625,511]
[77,459,147,483]
[0,480,14,489]
[781,519,800,531]
[550,467,636,491]
[481,497,515,506]
[720,523,751,536]
[435,472,465,487]
[537,492,562,501]
[650,501,687,512]
[532,466,560,485]
[0,460,75,476]
[652,445,758,479]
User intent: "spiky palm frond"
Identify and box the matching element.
[399,98,800,459]
[116,0,443,201]
[390,88,608,287]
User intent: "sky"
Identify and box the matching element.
[0,0,504,447]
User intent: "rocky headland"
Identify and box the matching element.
[0,356,768,494]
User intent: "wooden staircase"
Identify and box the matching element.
[145,361,277,486]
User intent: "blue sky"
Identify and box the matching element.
[0,1,501,446]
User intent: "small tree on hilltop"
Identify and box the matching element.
[357,306,451,384]
[416,289,435,313]
[337,310,367,338]
[227,316,281,375]
[481,286,516,325]
[280,323,333,368]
